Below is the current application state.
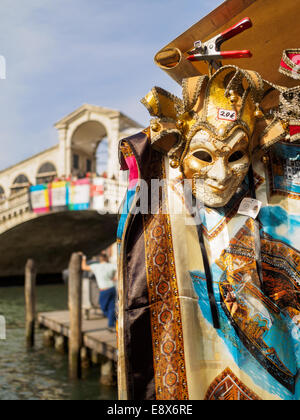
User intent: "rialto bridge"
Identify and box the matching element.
[0,104,142,278]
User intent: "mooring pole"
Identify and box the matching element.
[25,259,37,348]
[68,252,82,380]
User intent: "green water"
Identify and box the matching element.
[0,284,117,400]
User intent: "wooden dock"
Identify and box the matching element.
[25,253,117,384]
[38,310,117,362]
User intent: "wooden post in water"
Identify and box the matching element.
[100,356,116,386]
[68,252,82,380]
[25,259,37,348]
[55,335,66,354]
[43,330,55,347]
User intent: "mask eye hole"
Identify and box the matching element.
[228,150,245,163]
[193,150,213,163]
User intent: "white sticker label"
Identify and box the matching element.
[218,108,237,122]
[238,198,262,219]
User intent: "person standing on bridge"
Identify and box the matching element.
[81,252,117,331]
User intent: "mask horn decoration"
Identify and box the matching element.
[259,49,300,152]
[259,91,300,151]
[279,49,300,80]
[141,87,184,155]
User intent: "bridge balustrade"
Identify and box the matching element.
[0,177,128,233]
[0,189,31,232]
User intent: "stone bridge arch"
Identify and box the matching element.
[0,185,5,201]
[0,103,142,278]
[70,119,108,177]
[11,174,30,196]
[36,161,57,184]
[55,104,142,179]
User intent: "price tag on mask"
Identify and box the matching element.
[218,108,237,122]
[238,198,262,219]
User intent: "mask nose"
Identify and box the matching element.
[207,158,231,184]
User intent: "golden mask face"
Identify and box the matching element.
[182,129,250,207]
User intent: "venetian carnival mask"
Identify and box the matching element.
[142,65,269,208]
[182,128,250,207]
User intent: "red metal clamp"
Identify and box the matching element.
[187,17,253,69]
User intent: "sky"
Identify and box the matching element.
[0,0,224,170]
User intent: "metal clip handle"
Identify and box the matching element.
[220,17,253,42]
[187,50,252,62]
[220,50,252,59]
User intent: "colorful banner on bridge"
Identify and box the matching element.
[29,184,50,214]
[91,177,105,210]
[49,181,69,211]
[29,177,116,214]
[68,178,90,211]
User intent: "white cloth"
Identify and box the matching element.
[89,262,116,290]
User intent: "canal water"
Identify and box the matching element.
[0,284,117,400]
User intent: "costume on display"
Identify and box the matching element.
[117,20,300,400]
